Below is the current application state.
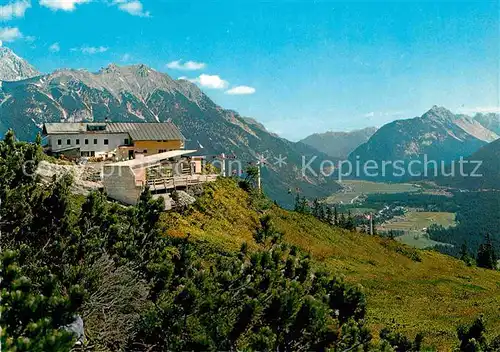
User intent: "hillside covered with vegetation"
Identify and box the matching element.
[164,178,500,350]
[1,132,500,351]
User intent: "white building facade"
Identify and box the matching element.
[46,132,130,157]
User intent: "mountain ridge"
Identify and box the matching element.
[474,112,500,135]
[300,127,377,159]
[348,106,499,179]
[0,49,339,206]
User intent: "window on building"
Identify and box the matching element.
[93,139,98,145]
[76,139,80,145]
[104,139,109,145]
[67,139,71,145]
[57,139,62,145]
[124,138,129,145]
[90,151,95,157]
[85,139,89,145]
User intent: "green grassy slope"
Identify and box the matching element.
[162,178,500,351]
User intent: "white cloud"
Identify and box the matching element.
[39,0,91,11]
[72,46,108,54]
[0,27,23,42]
[362,111,407,121]
[81,46,108,54]
[49,42,60,52]
[225,85,256,95]
[190,74,228,89]
[113,0,150,17]
[166,59,206,71]
[39,0,150,16]
[0,1,31,20]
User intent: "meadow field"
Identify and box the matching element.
[379,211,456,249]
[326,180,421,204]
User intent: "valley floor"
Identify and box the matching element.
[326,180,420,204]
[380,211,456,249]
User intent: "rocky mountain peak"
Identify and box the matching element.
[348,106,499,180]
[99,63,120,74]
[422,105,456,122]
[0,46,40,81]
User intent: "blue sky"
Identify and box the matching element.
[1,0,499,140]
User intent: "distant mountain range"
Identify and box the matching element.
[300,127,377,159]
[474,112,500,135]
[1,47,498,199]
[0,47,339,207]
[348,106,499,179]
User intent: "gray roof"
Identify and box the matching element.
[43,123,98,134]
[106,123,185,141]
[43,122,185,141]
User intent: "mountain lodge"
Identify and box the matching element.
[42,122,185,160]
[41,121,218,209]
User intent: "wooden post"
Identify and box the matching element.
[369,213,374,235]
[221,153,226,177]
[257,162,261,192]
